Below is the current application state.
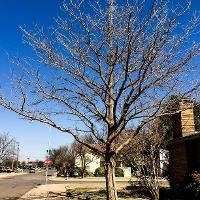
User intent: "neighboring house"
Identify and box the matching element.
[75,145,132,177]
[167,100,200,190]
[158,149,169,176]
[75,152,100,173]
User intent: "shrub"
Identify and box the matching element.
[66,189,73,197]
[94,167,105,177]
[73,166,83,177]
[57,171,63,177]
[99,188,107,194]
[179,172,200,200]
[72,166,91,177]
[94,167,124,177]
[84,170,94,177]
[115,168,124,177]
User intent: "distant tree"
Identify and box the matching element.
[50,145,75,176]
[35,160,44,168]
[72,135,96,178]
[0,1,199,199]
[3,159,18,169]
[72,142,87,178]
[0,133,17,166]
[21,161,26,167]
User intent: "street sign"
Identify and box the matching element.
[44,159,51,185]
[44,159,51,166]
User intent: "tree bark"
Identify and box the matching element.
[81,156,85,178]
[105,160,118,200]
[151,188,159,200]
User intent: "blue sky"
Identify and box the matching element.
[0,0,73,161]
[0,0,199,161]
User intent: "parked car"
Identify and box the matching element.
[0,166,6,172]
[5,167,13,173]
[29,168,35,173]
[0,166,13,173]
[15,167,23,172]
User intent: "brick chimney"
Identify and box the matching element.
[180,99,195,137]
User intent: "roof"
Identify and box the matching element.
[73,143,105,156]
[167,131,200,146]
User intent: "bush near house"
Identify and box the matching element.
[94,167,124,177]
[73,166,83,176]
[94,167,105,177]
[115,168,124,177]
[178,172,200,200]
[73,166,92,177]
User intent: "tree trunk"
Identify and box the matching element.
[150,159,160,200]
[151,188,159,200]
[105,161,118,200]
[81,156,85,178]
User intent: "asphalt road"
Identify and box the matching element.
[0,171,64,200]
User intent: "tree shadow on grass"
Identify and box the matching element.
[10,187,171,200]
[64,188,148,200]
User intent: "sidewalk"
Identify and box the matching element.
[49,176,169,187]
[49,176,136,182]
[0,172,27,179]
[20,184,66,200]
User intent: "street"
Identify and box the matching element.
[0,171,64,200]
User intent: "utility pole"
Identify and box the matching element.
[27,157,30,166]
[45,136,51,184]
[11,140,16,171]
[16,142,19,168]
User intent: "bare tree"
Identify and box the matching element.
[35,160,44,168]
[72,135,97,178]
[50,145,75,176]
[72,141,89,178]
[121,123,167,200]
[0,133,17,165]
[0,0,199,199]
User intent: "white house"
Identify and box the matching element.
[159,149,169,176]
[75,152,100,173]
[75,149,131,177]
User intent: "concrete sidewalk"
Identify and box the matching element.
[49,176,135,182]
[0,172,27,179]
[49,176,169,187]
[20,184,66,200]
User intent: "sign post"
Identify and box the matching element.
[44,159,51,184]
[45,166,48,185]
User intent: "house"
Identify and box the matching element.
[158,149,169,176]
[75,144,132,177]
[167,99,200,189]
[75,152,100,174]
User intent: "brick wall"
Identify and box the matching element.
[180,100,195,136]
[169,141,188,187]
[169,137,200,188]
